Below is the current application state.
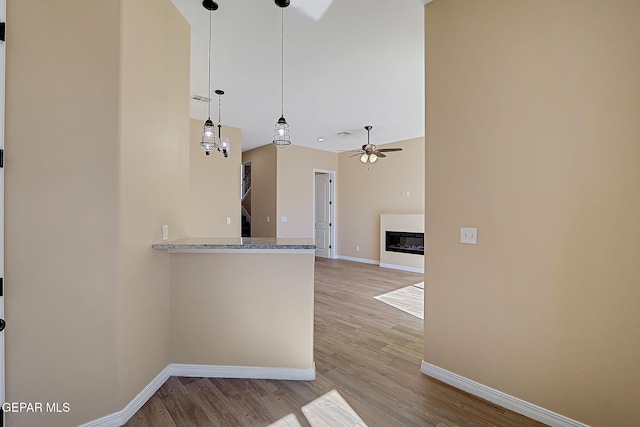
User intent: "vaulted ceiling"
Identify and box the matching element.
[171,0,426,152]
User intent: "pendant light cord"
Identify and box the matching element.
[280,7,284,117]
[208,9,212,119]
[218,92,222,138]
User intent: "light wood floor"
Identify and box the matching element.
[125,258,547,427]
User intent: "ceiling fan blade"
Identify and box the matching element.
[375,152,387,158]
[376,148,403,152]
[348,153,363,158]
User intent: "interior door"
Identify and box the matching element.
[314,173,332,258]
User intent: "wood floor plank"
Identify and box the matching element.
[323,366,443,426]
[125,259,548,427]
[273,375,336,407]
[162,393,216,427]
[125,395,177,427]
[156,376,190,402]
[259,388,312,427]
[329,386,413,427]
[183,378,246,426]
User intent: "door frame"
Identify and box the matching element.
[1,0,7,416]
[312,169,336,259]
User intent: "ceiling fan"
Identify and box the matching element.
[349,125,402,164]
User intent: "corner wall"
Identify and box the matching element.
[5,1,122,425]
[424,1,640,425]
[118,0,190,408]
[5,0,192,425]
[188,119,242,237]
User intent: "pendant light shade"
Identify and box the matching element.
[201,119,217,155]
[215,89,230,158]
[273,115,291,147]
[273,1,292,147]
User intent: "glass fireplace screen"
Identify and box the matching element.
[385,231,424,255]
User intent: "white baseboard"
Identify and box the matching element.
[80,363,316,427]
[379,262,424,274]
[421,361,590,427]
[169,363,316,381]
[336,255,379,265]
[78,365,171,427]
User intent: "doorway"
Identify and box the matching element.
[241,162,251,237]
[313,170,336,259]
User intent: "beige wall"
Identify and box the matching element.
[188,119,242,237]
[5,1,121,425]
[277,145,338,238]
[118,0,190,409]
[242,144,277,237]
[424,1,640,425]
[170,252,314,369]
[338,138,424,261]
[5,0,190,425]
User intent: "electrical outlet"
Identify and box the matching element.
[281,217,288,223]
[226,217,231,224]
[460,227,478,244]
[356,246,360,252]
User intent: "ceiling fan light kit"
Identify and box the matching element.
[350,125,403,165]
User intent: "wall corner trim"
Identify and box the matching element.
[420,361,590,427]
[79,363,316,427]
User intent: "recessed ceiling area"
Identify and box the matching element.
[171,0,425,152]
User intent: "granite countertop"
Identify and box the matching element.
[152,237,316,251]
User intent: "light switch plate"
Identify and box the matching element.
[226,217,231,224]
[281,216,288,223]
[162,225,169,241]
[460,227,477,244]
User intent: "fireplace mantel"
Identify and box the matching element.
[380,214,425,273]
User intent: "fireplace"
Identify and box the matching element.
[385,231,424,256]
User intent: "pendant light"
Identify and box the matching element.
[215,89,230,158]
[361,126,378,164]
[200,0,227,157]
[273,0,291,147]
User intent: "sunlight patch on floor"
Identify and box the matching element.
[302,389,368,427]
[268,389,368,427]
[374,282,424,319]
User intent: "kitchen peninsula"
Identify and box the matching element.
[153,237,316,380]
